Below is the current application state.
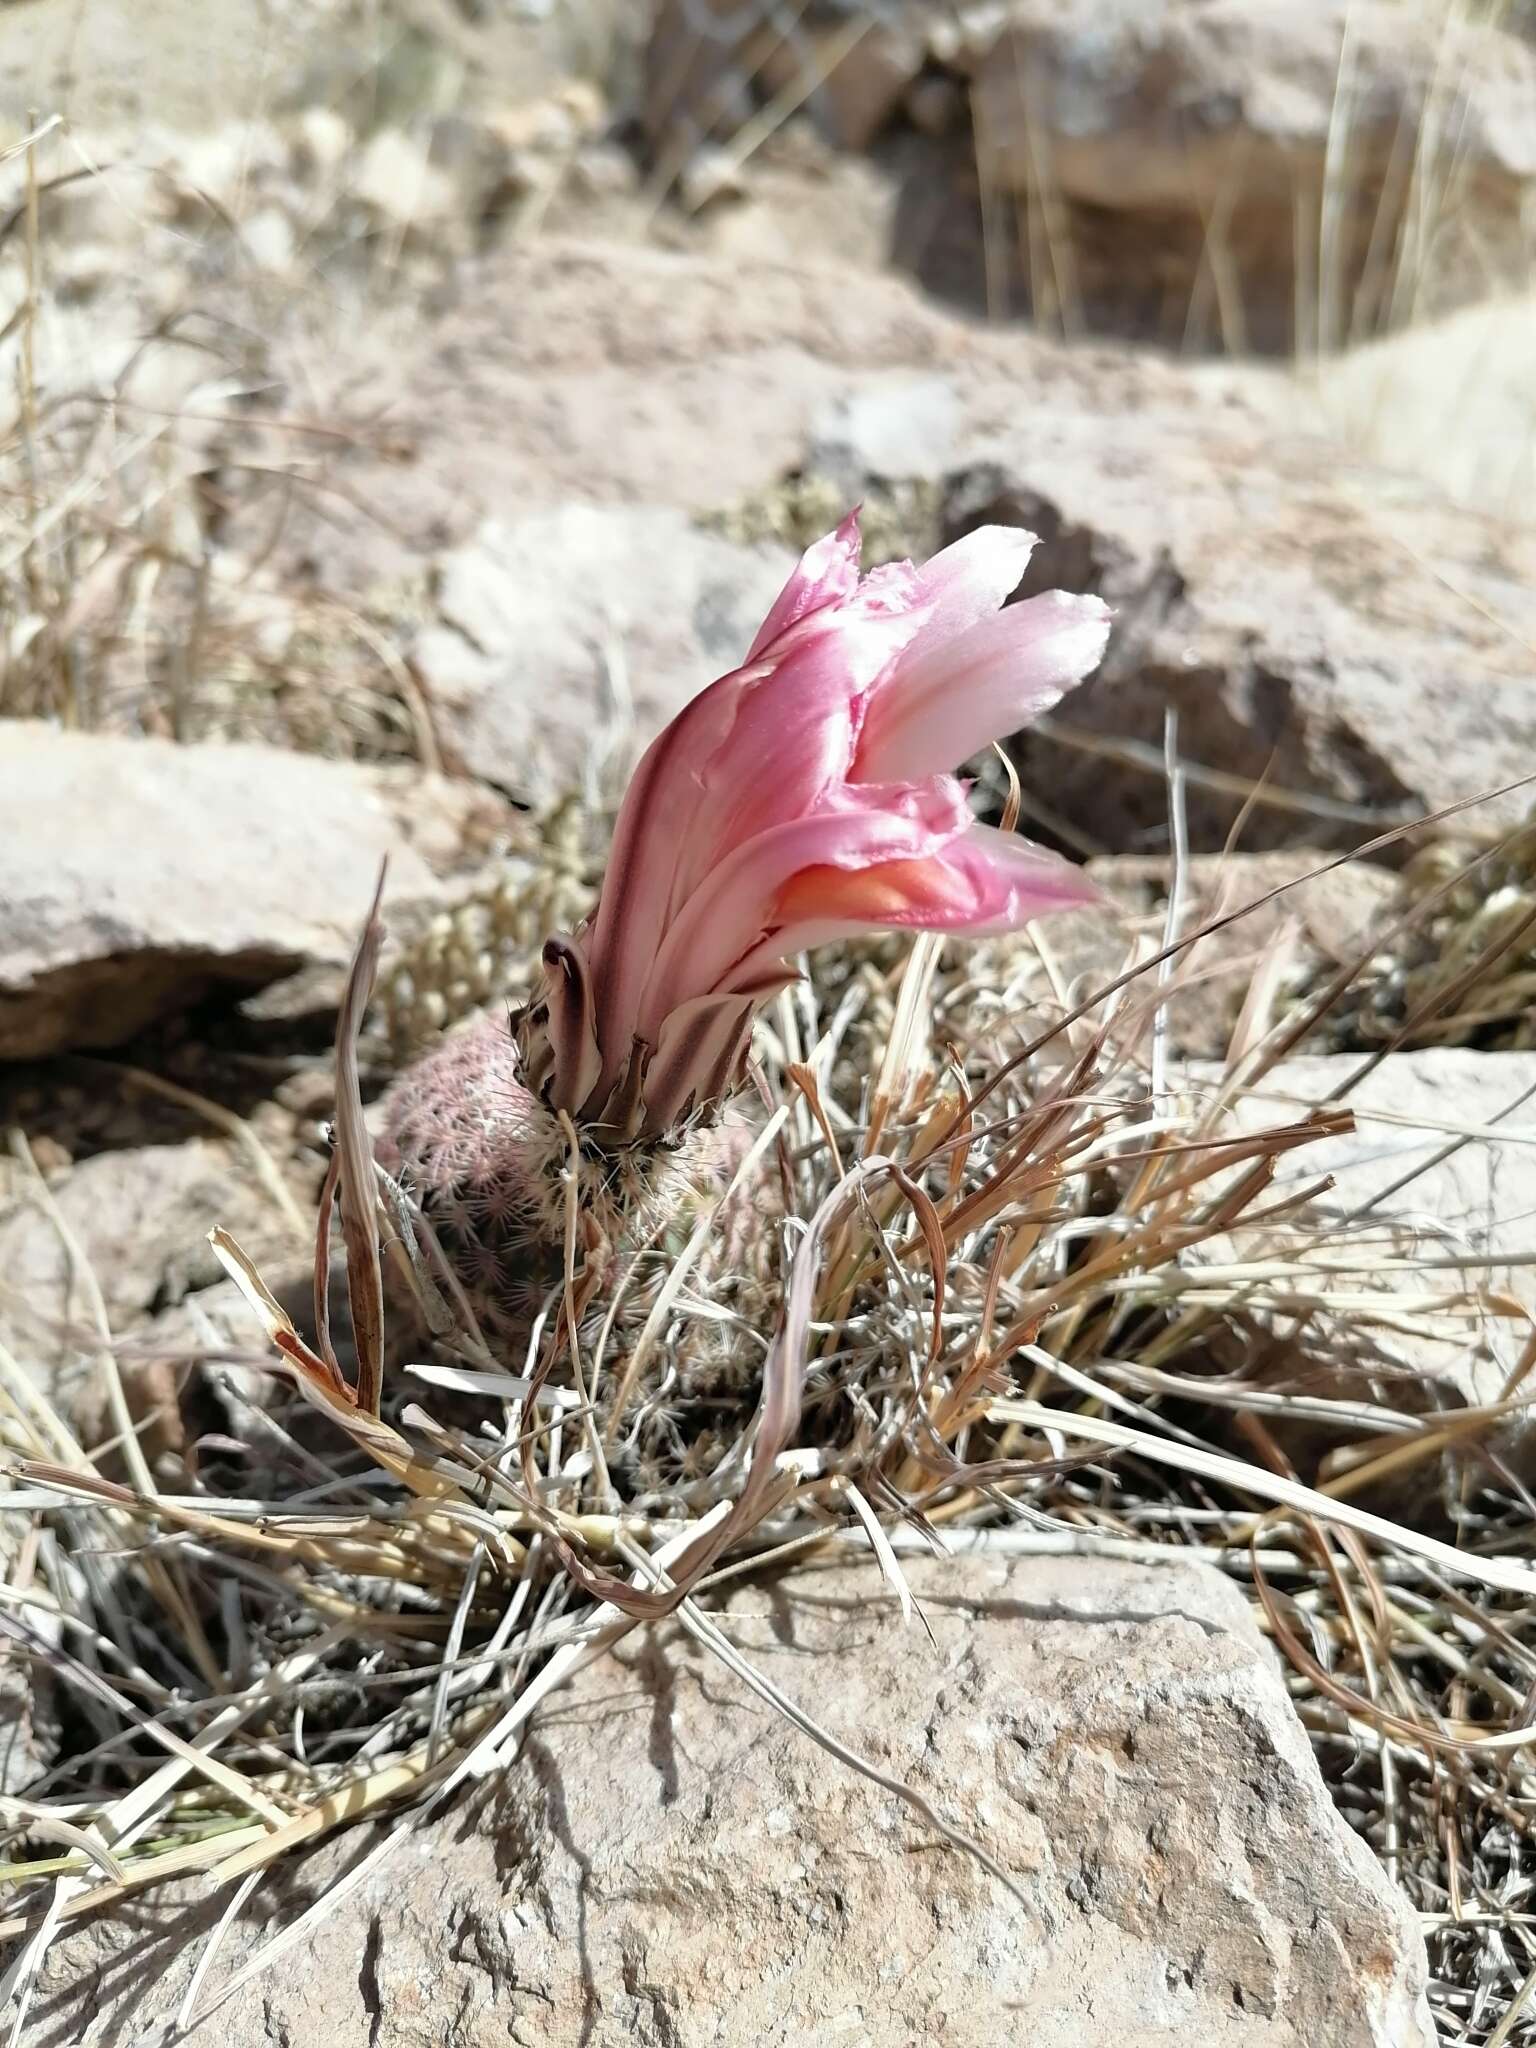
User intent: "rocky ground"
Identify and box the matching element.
[3,3,1536,2045]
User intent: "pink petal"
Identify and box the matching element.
[633,779,972,1040]
[852,589,1111,784]
[903,524,1036,660]
[723,824,1102,988]
[925,823,1106,932]
[747,508,863,659]
[586,592,935,1087]
[684,602,925,880]
[582,660,758,1078]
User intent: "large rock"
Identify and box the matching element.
[296,242,1536,855]
[279,239,982,584]
[1186,1049,1536,1441]
[965,0,1536,345]
[0,728,506,1058]
[641,1,1536,346]
[783,353,1536,856]
[26,1553,1432,2045]
[414,506,793,793]
[937,416,1536,855]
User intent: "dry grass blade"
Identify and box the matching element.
[335,864,389,1417]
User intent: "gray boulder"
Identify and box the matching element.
[0,727,505,1058]
[25,1553,1432,2046]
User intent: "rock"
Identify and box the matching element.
[814,17,927,149]
[1049,852,1398,1058]
[283,242,1535,854]
[905,71,964,137]
[0,4,312,135]
[1185,1050,1536,1443]
[46,238,119,303]
[26,1553,1433,2045]
[143,1262,343,1450]
[965,0,1536,346]
[965,0,1536,341]
[163,120,290,223]
[641,1,1535,346]
[938,421,1536,855]
[641,0,759,157]
[0,1505,59,1797]
[0,728,501,1059]
[676,141,750,212]
[0,1139,305,1436]
[290,105,353,179]
[491,79,607,155]
[733,341,1536,857]
[273,240,1024,580]
[809,372,961,484]
[645,0,925,154]
[239,203,297,275]
[1312,294,1536,521]
[413,506,794,795]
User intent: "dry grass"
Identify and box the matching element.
[4,789,1536,2041]
[0,116,446,762]
[1316,810,1536,1053]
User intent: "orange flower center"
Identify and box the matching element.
[772,857,964,925]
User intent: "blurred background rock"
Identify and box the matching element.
[1,0,1530,858]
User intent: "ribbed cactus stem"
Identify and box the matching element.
[377,1009,723,1344]
[376,1011,559,1338]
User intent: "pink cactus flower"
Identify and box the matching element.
[515,510,1111,1143]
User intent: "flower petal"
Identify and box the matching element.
[722,824,1102,990]
[630,992,764,1138]
[903,524,1036,657]
[852,589,1111,784]
[633,779,973,1040]
[923,822,1106,931]
[581,661,759,1080]
[522,934,602,1114]
[684,602,923,878]
[747,507,863,659]
[586,578,931,1081]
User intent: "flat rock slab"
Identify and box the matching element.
[25,1554,1431,2046]
[0,726,504,1058]
[1188,1049,1536,1436]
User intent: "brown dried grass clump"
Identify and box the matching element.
[6,790,1536,2042]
